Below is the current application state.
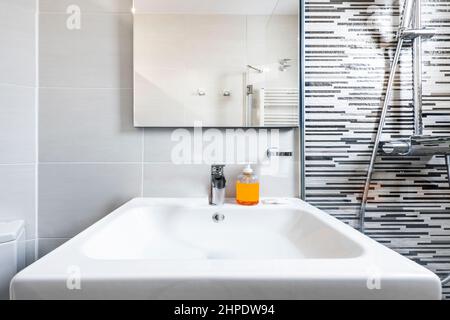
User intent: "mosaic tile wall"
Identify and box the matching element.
[305,0,450,299]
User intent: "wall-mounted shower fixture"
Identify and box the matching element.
[359,0,450,285]
[380,136,450,187]
[360,0,438,233]
[380,136,450,158]
[401,28,435,40]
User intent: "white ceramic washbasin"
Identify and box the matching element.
[11,198,442,300]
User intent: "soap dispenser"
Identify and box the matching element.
[236,164,260,206]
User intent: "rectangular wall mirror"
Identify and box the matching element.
[133,0,299,128]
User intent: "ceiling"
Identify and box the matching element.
[134,0,299,15]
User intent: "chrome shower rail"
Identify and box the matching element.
[359,0,423,233]
[358,40,404,234]
[413,0,423,136]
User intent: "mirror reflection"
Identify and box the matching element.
[133,0,299,127]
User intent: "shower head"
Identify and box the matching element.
[400,0,415,30]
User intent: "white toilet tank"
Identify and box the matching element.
[0,221,25,300]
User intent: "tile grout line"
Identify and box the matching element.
[0,83,35,89]
[0,163,36,166]
[141,129,145,197]
[34,0,40,261]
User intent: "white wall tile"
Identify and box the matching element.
[0,0,37,252]
[39,13,133,88]
[225,162,298,198]
[0,85,36,164]
[39,164,141,238]
[0,165,36,239]
[144,128,186,163]
[143,161,298,199]
[25,239,37,266]
[144,128,296,164]
[39,88,142,162]
[144,164,210,197]
[38,238,69,258]
[0,0,36,86]
[259,161,299,198]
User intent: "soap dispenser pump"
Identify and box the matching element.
[236,164,260,206]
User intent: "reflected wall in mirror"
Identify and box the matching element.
[133,0,299,127]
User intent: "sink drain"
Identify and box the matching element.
[212,213,225,223]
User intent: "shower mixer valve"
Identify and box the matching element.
[379,136,450,187]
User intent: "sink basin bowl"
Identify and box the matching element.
[83,205,363,261]
[11,198,442,300]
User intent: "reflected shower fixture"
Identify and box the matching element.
[197,88,206,96]
[279,58,292,72]
[247,65,264,73]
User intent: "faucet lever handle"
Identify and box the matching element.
[210,165,226,206]
[211,165,225,177]
[211,165,226,189]
[267,148,293,158]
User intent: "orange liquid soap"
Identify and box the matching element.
[236,164,260,206]
[236,182,260,206]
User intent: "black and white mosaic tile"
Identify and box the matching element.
[305,0,450,299]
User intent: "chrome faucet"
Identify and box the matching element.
[209,165,226,206]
